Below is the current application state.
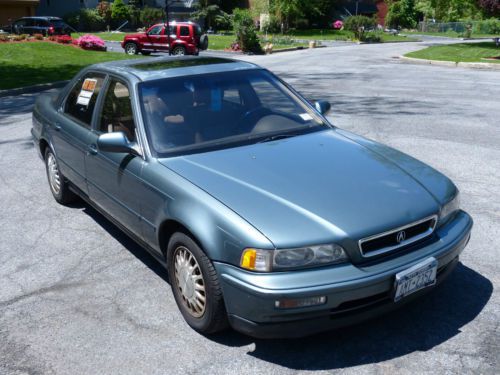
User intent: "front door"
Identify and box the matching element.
[85,78,144,238]
[53,72,106,193]
[144,24,167,51]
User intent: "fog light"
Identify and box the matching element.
[275,296,327,309]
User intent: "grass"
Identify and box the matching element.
[405,42,500,63]
[402,30,499,39]
[0,42,141,90]
[283,29,417,42]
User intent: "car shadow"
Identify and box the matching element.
[77,200,491,370]
[208,262,492,370]
[78,203,170,284]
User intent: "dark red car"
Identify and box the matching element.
[122,21,208,56]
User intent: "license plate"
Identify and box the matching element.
[394,257,438,302]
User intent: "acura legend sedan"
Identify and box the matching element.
[32,57,473,338]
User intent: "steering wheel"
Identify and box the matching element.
[238,106,273,132]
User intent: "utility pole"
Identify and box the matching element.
[355,1,359,16]
[165,1,172,55]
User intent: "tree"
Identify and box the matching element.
[415,0,482,22]
[111,0,131,26]
[386,0,417,29]
[269,0,336,31]
[477,0,500,17]
[139,6,163,27]
[191,0,231,31]
[96,1,112,26]
[344,15,376,40]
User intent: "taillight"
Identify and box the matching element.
[48,26,54,34]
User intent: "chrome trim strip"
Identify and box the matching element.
[359,215,438,258]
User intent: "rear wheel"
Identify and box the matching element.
[172,45,186,56]
[124,42,138,55]
[44,148,76,205]
[167,232,228,334]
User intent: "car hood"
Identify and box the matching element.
[159,129,444,250]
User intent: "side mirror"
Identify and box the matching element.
[97,132,140,156]
[314,100,331,115]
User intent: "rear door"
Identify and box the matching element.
[178,25,191,46]
[85,78,145,237]
[52,72,106,193]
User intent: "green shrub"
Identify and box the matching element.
[233,8,262,54]
[362,32,383,43]
[344,15,376,40]
[261,14,281,33]
[473,19,500,35]
[64,9,106,31]
[140,7,164,28]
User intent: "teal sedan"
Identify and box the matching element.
[31,57,473,338]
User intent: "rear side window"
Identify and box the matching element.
[180,26,190,36]
[64,73,106,127]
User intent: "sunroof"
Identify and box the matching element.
[132,57,232,71]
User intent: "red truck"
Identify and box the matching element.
[122,21,208,56]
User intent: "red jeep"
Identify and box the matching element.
[122,21,208,56]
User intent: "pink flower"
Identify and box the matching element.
[333,20,343,30]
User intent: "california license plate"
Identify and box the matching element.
[394,257,438,302]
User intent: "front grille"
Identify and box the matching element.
[359,215,438,257]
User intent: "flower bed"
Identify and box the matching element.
[56,35,73,44]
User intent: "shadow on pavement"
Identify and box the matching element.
[210,262,492,370]
[80,204,170,284]
[78,200,491,370]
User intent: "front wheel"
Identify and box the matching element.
[171,45,186,56]
[124,42,138,55]
[167,232,228,334]
[44,148,76,205]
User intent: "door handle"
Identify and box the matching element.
[53,123,61,131]
[87,144,98,155]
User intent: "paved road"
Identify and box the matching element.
[1,42,499,375]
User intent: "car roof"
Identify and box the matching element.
[91,56,261,82]
[19,16,62,20]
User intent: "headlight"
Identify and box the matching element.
[440,192,460,221]
[240,244,348,272]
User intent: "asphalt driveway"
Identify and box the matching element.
[1,41,499,374]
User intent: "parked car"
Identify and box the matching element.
[31,57,473,338]
[121,21,208,56]
[7,16,71,36]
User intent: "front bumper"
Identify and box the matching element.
[214,210,473,338]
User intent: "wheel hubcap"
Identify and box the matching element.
[126,45,135,54]
[47,153,61,194]
[173,48,184,55]
[173,246,206,317]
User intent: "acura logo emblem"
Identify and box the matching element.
[396,231,406,243]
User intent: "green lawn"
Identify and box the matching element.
[402,31,499,39]
[405,42,500,63]
[0,42,141,90]
[284,29,416,42]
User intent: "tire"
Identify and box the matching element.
[44,148,76,205]
[167,232,228,334]
[124,42,138,55]
[172,45,186,56]
[199,34,209,51]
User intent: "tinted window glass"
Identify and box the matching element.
[148,25,162,35]
[98,80,136,142]
[180,26,190,36]
[24,18,35,27]
[140,70,327,156]
[15,19,26,27]
[64,73,105,127]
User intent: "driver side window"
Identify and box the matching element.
[148,25,163,35]
[98,80,136,142]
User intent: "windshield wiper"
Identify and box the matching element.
[256,133,298,143]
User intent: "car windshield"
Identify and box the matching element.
[139,69,329,156]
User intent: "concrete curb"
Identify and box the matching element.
[0,80,69,98]
[398,55,500,70]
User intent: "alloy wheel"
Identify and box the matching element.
[47,153,61,195]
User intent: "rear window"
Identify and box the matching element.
[52,20,65,27]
